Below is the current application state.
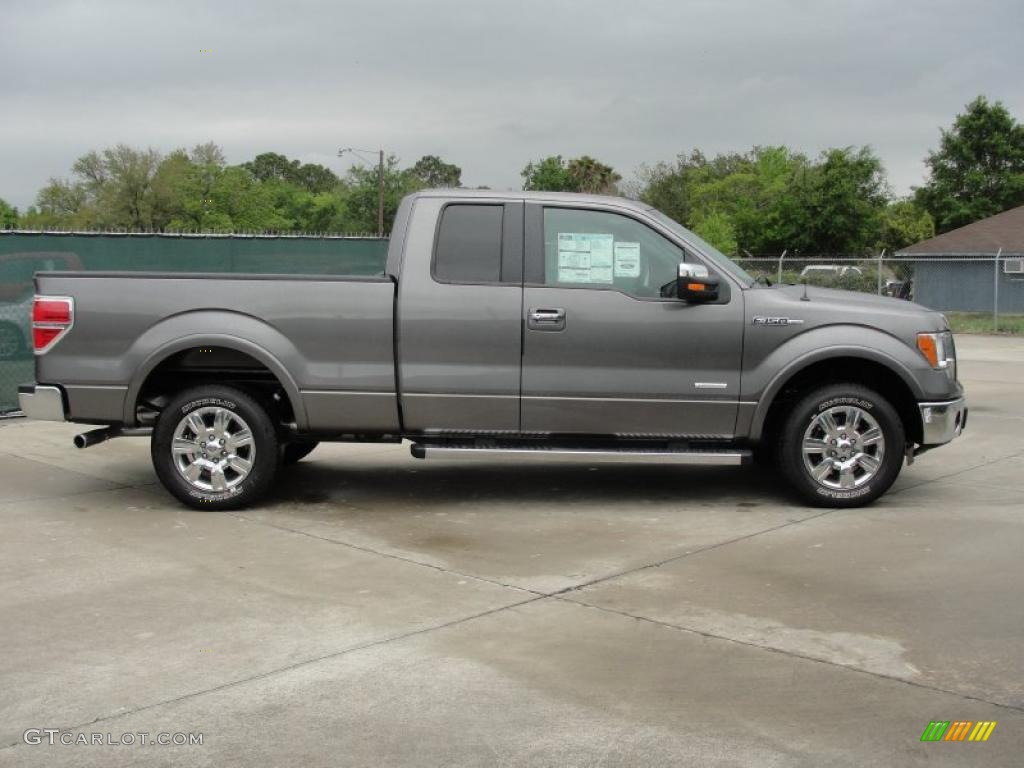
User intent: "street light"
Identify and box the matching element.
[339,147,385,237]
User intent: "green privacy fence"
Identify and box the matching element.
[0,231,390,413]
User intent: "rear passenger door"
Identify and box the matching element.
[396,197,524,433]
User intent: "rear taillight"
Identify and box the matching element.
[32,296,74,353]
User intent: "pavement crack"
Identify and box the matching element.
[890,448,1024,495]
[229,512,545,597]
[558,597,1024,714]
[0,594,545,751]
[548,507,839,597]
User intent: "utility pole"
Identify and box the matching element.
[338,146,386,237]
[377,149,385,238]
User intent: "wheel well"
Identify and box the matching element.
[135,346,295,426]
[760,357,922,446]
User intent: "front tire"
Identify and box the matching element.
[777,383,904,508]
[152,386,279,510]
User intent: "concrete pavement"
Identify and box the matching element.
[0,334,1021,766]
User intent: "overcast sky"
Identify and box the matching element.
[2,0,1022,210]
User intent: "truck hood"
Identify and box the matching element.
[746,283,949,339]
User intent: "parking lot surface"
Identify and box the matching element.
[1,335,1022,767]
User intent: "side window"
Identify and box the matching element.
[542,208,685,298]
[434,204,503,284]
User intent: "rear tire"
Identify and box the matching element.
[777,383,904,508]
[282,440,318,465]
[152,385,279,510]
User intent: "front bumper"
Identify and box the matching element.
[17,384,66,422]
[918,396,967,446]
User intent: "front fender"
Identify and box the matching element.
[743,325,937,441]
[122,310,307,429]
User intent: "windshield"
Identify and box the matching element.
[647,209,755,288]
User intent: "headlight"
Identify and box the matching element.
[917,331,956,379]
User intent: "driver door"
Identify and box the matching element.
[520,204,744,438]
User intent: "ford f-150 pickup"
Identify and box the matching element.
[18,189,966,510]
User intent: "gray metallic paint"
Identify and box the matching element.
[34,274,399,430]
[31,190,964,452]
[396,196,524,432]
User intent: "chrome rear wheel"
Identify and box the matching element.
[172,406,256,493]
[152,385,278,510]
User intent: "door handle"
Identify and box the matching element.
[530,308,565,323]
[528,307,566,331]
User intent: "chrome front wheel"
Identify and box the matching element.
[801,405,885,491]
[778,383,905,508]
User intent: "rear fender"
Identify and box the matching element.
[123,310,306,429]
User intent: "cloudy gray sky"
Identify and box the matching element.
[2,0,1021,210]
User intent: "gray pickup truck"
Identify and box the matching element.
[19,189,966,510]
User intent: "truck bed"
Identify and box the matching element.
[34,271,400,433]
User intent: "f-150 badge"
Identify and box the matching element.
[752,316,805,326]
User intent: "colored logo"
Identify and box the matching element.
[920,721,997,742]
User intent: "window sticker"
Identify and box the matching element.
[557,233,614,284]
[613,242,640,277]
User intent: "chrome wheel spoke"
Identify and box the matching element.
[227,455,252,476]
[186,412,207,438]
[209,464,227,491]
[212,408,230,438]
[803,437,829,453]
[226,429,252,452]
[811,459,834,482]
[817,411,838,435]
[856,452,880,473]
[172,438,198,455]
[839,466,856,489]
[843,407,860,431]
[860,427,882,447]
[182,460,204,484]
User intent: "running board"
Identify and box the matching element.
[410,443,750,466]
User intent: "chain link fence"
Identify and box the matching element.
[736,253,1024,334]
[0,231,390,414]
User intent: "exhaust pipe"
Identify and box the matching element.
[74,427,117,449]
[73,426,151,449]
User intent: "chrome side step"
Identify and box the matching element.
[410,444,750,466]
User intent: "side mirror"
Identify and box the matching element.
[661,263,720,302]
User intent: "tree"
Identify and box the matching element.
[244,152,296,184]
[915,96,1024,232]
[342,155,419,233]
[243,152,339,194]
[776,147,888,254]
[692,210,738,255]
[190,142,226,168]
[521,156,575,192]
[638,146,808,254]
[44,144,165,229]
[407,155,462,188]
[567,156,621,194]
[877,200,934,253]
[521,155,621,193]
[33,178,89,226]
[0,198,18,229]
